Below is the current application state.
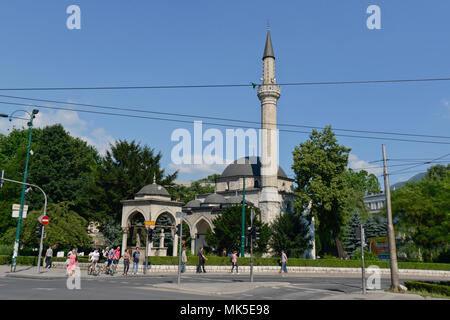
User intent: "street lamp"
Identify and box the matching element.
[0,108,39,272]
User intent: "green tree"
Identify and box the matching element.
[167,181,214,203]
[343,211,362,255]
[0,202,91,251]
[390,165,450,261]
[26,125,100,218]
[206,205,270,255]
[292,126,352,258]
[270,212,312,258]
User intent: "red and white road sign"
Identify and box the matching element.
[40,216,49,225]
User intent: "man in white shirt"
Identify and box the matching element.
[89,248,100,275]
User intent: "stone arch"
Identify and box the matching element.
[193,216,214,253]
[125,210,147,253]
[123,207,147,228]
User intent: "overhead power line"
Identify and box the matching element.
[389,153,450,175]
[1,100,450,145]
[1,77,450,91]
[1,93,449,140]
[352,160,449,171]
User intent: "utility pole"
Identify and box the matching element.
[7,109,39,272]
[240,175,246,258]
[361,224,366,294]
[382,144,399,290]
[250,209,254,283]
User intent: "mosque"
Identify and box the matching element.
[120,29,315,259]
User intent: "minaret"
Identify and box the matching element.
[258,27,281,224]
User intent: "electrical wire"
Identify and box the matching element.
[1,93,449,140]
[2,100,450,145]
[1,77,450,91]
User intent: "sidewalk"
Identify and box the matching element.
[321,290,444,300]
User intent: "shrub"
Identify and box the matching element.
[404,280,450,296]
[351,249,379,261]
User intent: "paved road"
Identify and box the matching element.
[0,272,414,300]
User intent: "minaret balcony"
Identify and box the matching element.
[257,84,281,100]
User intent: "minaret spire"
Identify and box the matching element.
[257,26,281,224]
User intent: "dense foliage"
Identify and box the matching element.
[206,205,271,256]
[390,164,450,262]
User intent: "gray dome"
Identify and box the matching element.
[136,183,170,197]
[227,195,243,204]
[204,193,227,204]
[221,156,287,179]
[184,199,201,208]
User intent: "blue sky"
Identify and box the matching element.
[0,1,449,186]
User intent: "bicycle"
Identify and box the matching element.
[105,260,115,276]
[88,261,100,276]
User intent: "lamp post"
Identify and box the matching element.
[240,175,246,258]
[1,109,39,272]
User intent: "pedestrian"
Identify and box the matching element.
[231,250,239,274]
[196,247,208,273]
[113,246,121,273]
[66,249,78,277]
[181,246,187,273]
[132,247,140,275]
[45,246,53,269]
[123,249,130,276]
[279,250,288,274]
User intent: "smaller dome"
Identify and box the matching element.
[136,183,170,197]
[204,193,227,204]
[227,195,243,204]
[184,199,201,208]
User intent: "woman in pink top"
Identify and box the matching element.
[231,250,239,274]
[67,249,78,277]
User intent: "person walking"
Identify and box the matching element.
[230,250,239,274]
[279,250,288,274]
[122,249,130,276]
[132,248,140,275]
[113,246,121,273]
[196,247,208,273]
[102,247,109,272]
[66,249,78,277]
[44,246,53,269]
[181,246,187,273]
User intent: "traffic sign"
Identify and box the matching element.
[39,215,50,225]
[12,204,28,218]
[145,221,155,226]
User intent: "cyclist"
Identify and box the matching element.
[89,248,100,275]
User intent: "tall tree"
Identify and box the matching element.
[292,126,352,258]
[270,212,312,258]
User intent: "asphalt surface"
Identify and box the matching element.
[0,272,414,300]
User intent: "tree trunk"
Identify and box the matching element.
[335,235,349,259]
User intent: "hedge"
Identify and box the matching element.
[404,280,450,296]
[1,255,450,271]
[146,256,450,271]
